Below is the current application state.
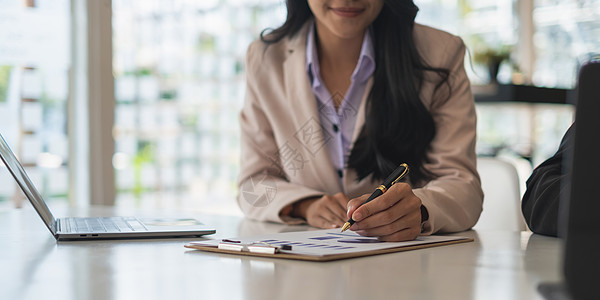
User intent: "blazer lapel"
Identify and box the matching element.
[282,23,342,192]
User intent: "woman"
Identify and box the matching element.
[238,0,483,241]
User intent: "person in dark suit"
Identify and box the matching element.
[522,124,574,237]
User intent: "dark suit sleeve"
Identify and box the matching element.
[522,125,574,237]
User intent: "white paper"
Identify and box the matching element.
[190,229,468,257]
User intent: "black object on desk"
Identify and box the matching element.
[561,59,600,300]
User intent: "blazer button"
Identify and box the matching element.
[333,124,339,132]
[337,169,343,178]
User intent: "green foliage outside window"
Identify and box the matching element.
[0,66,11,103]
[132,141,155,200]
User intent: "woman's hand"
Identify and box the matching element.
[292,193,350,229]
[346,183,422,242]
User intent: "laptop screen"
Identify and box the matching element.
[0,133,57,233]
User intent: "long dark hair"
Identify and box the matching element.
[261,0,450,185]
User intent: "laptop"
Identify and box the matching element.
[0,133,216,241]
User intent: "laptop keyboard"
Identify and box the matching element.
[63,217,148,233]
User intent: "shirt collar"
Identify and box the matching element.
[306,21,375,88]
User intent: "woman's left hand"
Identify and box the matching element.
[346,183,422,242]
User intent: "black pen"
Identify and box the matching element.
[341,163,410,232]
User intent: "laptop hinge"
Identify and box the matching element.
[52,219,60,234]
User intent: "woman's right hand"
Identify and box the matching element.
[292,193,350,229]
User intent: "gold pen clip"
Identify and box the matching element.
[390,163,409,186]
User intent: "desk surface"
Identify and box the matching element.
[1,206,563,300]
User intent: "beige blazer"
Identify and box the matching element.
[238,22,483,235]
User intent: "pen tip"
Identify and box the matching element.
[341,222,351,232]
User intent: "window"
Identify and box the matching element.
[112,0,285,213]
[416,0,518,85]
[533,0,600,88]
[417,0,584,165]
[0,0,71,208]
[2,1,592,210]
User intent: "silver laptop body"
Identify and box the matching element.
[0,133,215,241]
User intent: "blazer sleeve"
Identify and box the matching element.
[521,124,573,237]
[413,36,484,235]
[237,41,324,224]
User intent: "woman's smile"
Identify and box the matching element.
[329,6,366,18]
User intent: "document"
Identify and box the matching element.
[186,229,472,261]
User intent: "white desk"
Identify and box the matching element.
[1,206,563,300]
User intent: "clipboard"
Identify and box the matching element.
[184,229,473,262]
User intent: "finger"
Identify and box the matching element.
[352,196,421,230]
[324,204,347,225]
[317,202,347,226]
[377,226,421,242]
[306,196,344,228]
[354,210,421,237]
[346,194,369,219]
[328,193,350,219]
[330,201,348,222]
[332,193,350,210]
[312,216,339,229]
[351,183,415,223]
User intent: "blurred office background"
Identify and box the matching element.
[0,0,597,214]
